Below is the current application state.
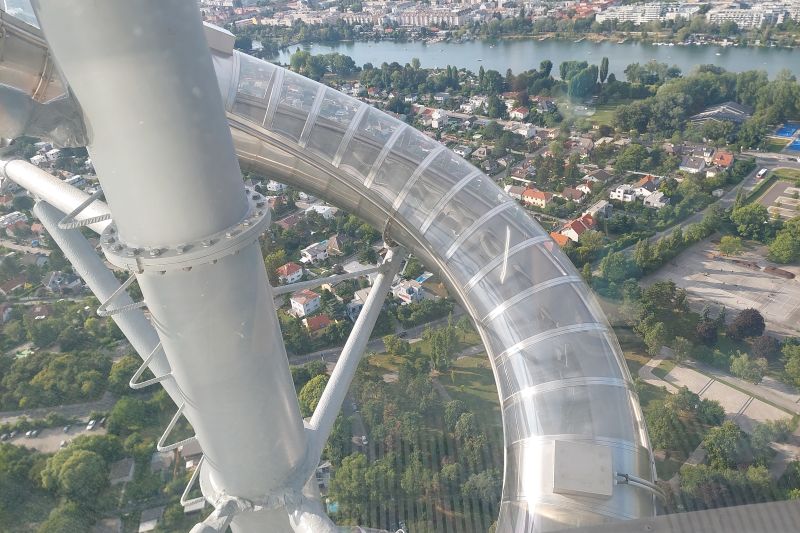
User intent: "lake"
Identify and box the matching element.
[275,38,800,79]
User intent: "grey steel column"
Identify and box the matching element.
[31,2,305,531]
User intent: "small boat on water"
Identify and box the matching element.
[538,35,548,41]
[477,58,483,61]
[574,37,585,43]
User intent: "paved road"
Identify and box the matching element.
[0,391,116,425]
[0,238,51,255]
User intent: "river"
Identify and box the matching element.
[275,38,800,79]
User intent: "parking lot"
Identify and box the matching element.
[2,422,107,454]
[644,240,800,337]
[758,180,800,221]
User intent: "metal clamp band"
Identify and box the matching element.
[100,187,270,272]
[157,403,198,452]
[96,273,147,317]
[129,342,173,390]
[57,188,111,229]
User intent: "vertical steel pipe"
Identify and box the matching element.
[31,2,306,530]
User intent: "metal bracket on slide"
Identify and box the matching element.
[100,187,270,273]
[129,341,173,390]
[57,188,111,229]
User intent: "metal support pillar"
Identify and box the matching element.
[307,248,405,461]
[33,201,182,406]
[30,2,306,530]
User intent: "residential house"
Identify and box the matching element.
[30,223,45,235]
[346,287,372,322]
[633,175,658,198]
[0,211,28,228]
[275,213,302,230]
[584,168,614,183]
[514,124,537,138]
[316,461,332,494]
[609,184,636,202]
[342,260,379,285]
[431,109,448,128]
[305,204,338,219]
[549,232,571,247]
[643,191,671,209]
[509,107,529,121]
[559,214,596,243]
[584,199,613,219]
[290,289,321,317]
[29,154,47,166]
[712,150,734,168]
[326,234,350,256]
[276,262,303,285]
[680,155,706,174]
[45,148,61,161]
[472,145,491,160]
[453,145,472,158]
[504,185,526,201]
[392,279,424,305]
[266,180,287,192]
[138,507,164,533]
[577,182,594,195]
[522,188,553,208]
[433,92,451,103]
[300,241,329,264]
[560,187,585,203]
[303,314,332,333]
[482,160,499,174]
[44,271,83,294]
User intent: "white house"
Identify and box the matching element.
[300,241,329,264]
[266,180,287,192]
[632,175,658,198]
[679,156,706,174]
[504,184,526,201]
[509,107,529,121]
[431,109,448,129]
[29,154,47,166]
[45,148,61,161]
[305,204,338,219]
[346,287,372,322]
[584,200,613,219]
[392,279,424,305]
[643,191,670,209]
[276,262,303,285]
[290,289,321,317]
[609,185,636,203]
[453,145,472,158]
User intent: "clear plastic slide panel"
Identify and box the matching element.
[369,128,438,202]
[486,284,598,354]
[339,107,404,181]
[306,89,360,162]
[504,385,637,444]
[495,329,624,396]
[423,175,510,254]
[232,96,268,125]
[469,243,571,313]
[447,204,546,280]
[271,71,318,143]
[237,54,276,99]
[395,150,469,227]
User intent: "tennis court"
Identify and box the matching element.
[787,139,800,151]
[774,123,800,138]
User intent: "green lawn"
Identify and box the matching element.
[774,168,800,181]
[764,137,790,152]
[588,103,619,126]
[441,355,501,431]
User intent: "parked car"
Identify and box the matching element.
[86,420,96,431]
[8,431,17,439]
[25,430,32,437]
[757,168,769,179]
[30,430,38,438]
[0,434,8,441]
[63,425,70,433]
[361,435,368,446]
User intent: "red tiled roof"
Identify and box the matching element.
[522,188,553,201]
[277,262,302,277]
[562,214,596,237]
[304,314,332,332]
[634,174,656,188]
[292,288,320,305]
[713,150,734,167]
[550,232,570,247]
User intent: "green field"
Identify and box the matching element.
[441,355,501,431]
[764,137,791,152]
[774,168,800,181]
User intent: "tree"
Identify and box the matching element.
[264,249,288,286]
[633,239,657,271]
[107,396,151,434]
[751,335,781,362]
[768,217,800,264]
[730,351,768,383]
[454,412,477,441]
[695,319,718,346]
[672,337,692,363]
[718,235,743,256]
[462,470,501,506]
[37,502,92,533]
[645,400,683,450]
[703,421,746,469]
[444,399,467,431]
[697,399,726,426]
[644,322,667,356]
[727,308,765,340]
[599,57,609,84]
[783,343,800,387]
[329,453,370,523]
[599,251,633,283]
[403,257,424,280]
[730,203,772,241]
[57,449,108,503]
[298,374,329,417]
[108,355,141,395]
